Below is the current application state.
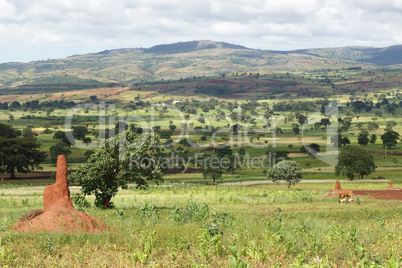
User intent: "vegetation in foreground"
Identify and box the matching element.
[1,182,401,267]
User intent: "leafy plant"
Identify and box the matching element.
[71,193,91,211]
[138,202,157,222]
[170,202,209,223]
[39,235,56,256]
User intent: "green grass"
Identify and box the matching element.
[1,182,401,267]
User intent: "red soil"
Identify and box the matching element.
[352,190,402,200]
[9,155,110,234]
[324,181,402,201]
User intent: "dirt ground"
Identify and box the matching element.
[352,190,402,200]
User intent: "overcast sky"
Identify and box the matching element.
[1,0,402,63]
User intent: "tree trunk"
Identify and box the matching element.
[10,169,16,180]
[103,195,112,208]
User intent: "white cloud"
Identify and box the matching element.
[0,0,401,63]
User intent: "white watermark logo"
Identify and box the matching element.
[64,101,339,169]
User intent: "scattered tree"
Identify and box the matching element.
[370,134,377,145]
[357,130,369,146]
[0,124,47,179]
[267,160,302,189]
[49,143,72,164]
[335,145,376,180]
[203,166,223,183]
[53,131,74,148]
[68,131,164,208]
[381,130,400,148]
[72,126,88,141]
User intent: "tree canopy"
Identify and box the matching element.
[335,145,376,180]
[53,130,75,148]
[0,123,47,179]
[267,160,302,188]
[381,130,400,148]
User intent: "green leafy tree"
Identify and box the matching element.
[357,130,369,146]
[292,123,300,135]
[226,154,242,174]
[22,127,35,138]
[307,143,320,157]
[341,136,351,146]
[381,130,400,149]
[178,138,192,147]
[385,121,397,131]
[297,114,308,125]
[72,126,88,141]
[158,130,173,139]
[169,124,177,131]
[68,130,164,208]
[335,145,376,180]
[0,124,20,138]
[367,121,379,132]
[49,143,71,164]
[45,107,54,117]
[203,166,223,183]
[370,134,377,145]
[83,137,92,145]
[0,124,47,179]
[267,160,302,189]
[53,131,74,148]
[214,145,232,158]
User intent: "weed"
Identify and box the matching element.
[138,202,157,222]
[375,215,386,227]
[355,196,361,205]
[138,230,157,263]
[197,228,225,259]
[21,198,28,206]
[39,235,56,256]
[170,201,209,223]
[0,240,17,265]
[228,244,250,268]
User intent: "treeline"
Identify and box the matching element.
[348,98,402,114]
[0,100,77,111]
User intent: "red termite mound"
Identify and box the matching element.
[9,155,110,234]
[321,181,343,198]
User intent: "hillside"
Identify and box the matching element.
[292,45,402,66]
[0,40,401,94]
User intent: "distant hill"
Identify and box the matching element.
[0,40,401,93]
[289,45,402,66]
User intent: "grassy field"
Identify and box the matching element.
[0,67,402,267]
[1,181,401,267]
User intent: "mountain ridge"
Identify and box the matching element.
[0,40,401,92]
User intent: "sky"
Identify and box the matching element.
[1,0,402,63]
